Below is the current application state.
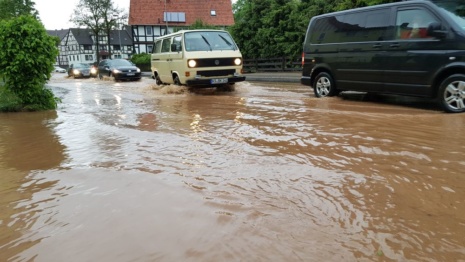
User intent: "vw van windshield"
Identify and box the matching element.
[433,0,465,29]
[184,31,237,52]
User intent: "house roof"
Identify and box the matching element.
[47,29,69,40]
[129,0,235,26]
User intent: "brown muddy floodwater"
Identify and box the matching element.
[1,73,464,261]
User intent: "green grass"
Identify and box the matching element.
[0,84,23,112]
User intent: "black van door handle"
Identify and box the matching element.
[372,43,382,48]
[389,43,400,48]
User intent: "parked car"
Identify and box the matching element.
[54,66,66,73]
[68,63,92,78]
[97,59,141,81]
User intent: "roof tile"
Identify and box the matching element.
[129,0,235,26]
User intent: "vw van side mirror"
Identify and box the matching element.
[427,22,447,39]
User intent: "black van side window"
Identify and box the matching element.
[310,9,391,44]
[341,10,391,42]
[396,9,439,39]
[310,15,345,44]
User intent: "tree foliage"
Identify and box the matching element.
[187,19,221,30]
[230,0,396,59]
[71,0,127,63]
[0,0,38,21]
[0,16,59,111]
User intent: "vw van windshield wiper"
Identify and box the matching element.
[200,35,212,51]
[218,35,235,50]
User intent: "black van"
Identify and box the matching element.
[301,0,465,113]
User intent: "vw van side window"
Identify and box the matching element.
[396,9,440,39]
[173,35,182,51]
[153,40,162,54]
[161,38,171,52]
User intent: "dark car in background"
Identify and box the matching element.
[68,63,92,78]
[88,63,98,77]
[97,59,141,81]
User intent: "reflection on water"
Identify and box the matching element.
[1,77,465,261]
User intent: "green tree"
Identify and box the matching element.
[71,0,126,63]
[187,19,221,30]
[0,16,59,111]
[0,0,38,21]
[231,0,397,60]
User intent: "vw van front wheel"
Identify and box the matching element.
[438,74,465,113]
[174,75,181,86]
[313,72,337,97]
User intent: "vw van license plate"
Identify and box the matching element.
[211,78,228,84]
[127,73,135,76]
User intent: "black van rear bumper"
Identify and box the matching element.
[186,76,246,86]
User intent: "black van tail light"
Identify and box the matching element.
[302,52,305,67]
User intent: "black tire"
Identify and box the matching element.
[313,72,338,97]
[155,75,163,85]
[98,73,103,80]
[174,75,181,86]
[111,73,118,82]
[438,74,465,113]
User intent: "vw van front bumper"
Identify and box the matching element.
[186,76,246,86]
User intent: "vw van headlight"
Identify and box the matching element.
[234,58,242,66]
[188,60,197,68]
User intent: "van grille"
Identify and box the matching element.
[197,69,235,77]
[195,58,238,67]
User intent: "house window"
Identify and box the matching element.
[147,45,153,53]
[127,46,132,51]
[164,12,186,22]
[211,10,216,16]
[114,54,122,59]
[85,55,93,61]
[146,27,153,36]
[114,45,121,51]
[84,45,92,50]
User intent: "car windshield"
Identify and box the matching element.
[75,63,90,68]
[111,59,132,66]
[184,31,237,52]
[433,0,465,29]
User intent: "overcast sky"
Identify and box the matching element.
[35,0,130,30]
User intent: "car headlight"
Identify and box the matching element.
[188,60,197,68]
[112,69,121,74]
[234,58,242,66]
[73,69,80,75]
[137,68,141,73]
[90,68,97,74]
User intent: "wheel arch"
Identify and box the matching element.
[432,64,465,98]
[310,65,335,88]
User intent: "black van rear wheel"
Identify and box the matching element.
[438,74,465,113]
[314,72,337,97]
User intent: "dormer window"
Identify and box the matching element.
[211,10,216,16]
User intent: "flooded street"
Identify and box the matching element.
[1,73,464,261]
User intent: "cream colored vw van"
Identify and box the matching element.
[151,29,245,87]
